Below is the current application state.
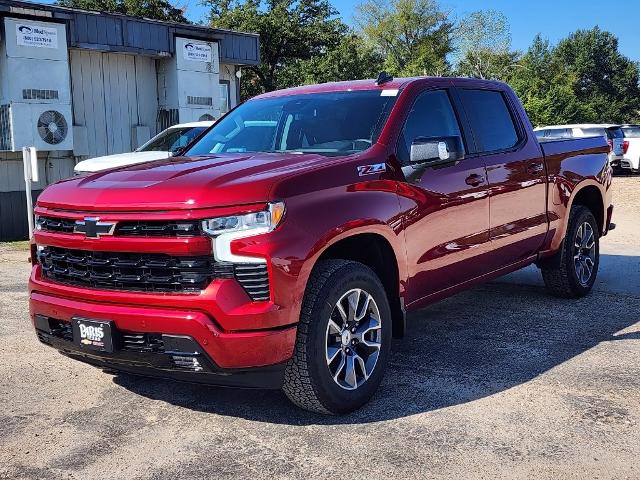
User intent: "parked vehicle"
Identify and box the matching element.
[30,77,614,414]
[534,124,626,168]
[73,121,214,174]
[620,124,640,173]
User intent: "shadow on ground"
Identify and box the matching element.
[113,254,640,425]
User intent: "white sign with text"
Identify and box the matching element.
[16,24,58,49]
[183,42,212,62]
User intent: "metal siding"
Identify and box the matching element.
[69,50,157,157]
[0,189,42,241]
[135,56,158,136]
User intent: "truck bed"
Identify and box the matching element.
[539,136,610,159]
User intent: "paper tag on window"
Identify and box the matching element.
[380,89,399,97]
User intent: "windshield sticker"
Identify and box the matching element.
[357,163,386,176]
[380,89,399,97]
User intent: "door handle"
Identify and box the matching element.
[465,173,485,187]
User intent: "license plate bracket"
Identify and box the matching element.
[72,317,114,353]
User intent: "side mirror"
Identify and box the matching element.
[409,135,465,166]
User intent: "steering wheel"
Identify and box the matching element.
[351,139,372,150]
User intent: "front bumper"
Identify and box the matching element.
[29,287,297,387]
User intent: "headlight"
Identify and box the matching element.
[202,202,285,236]
[202,202,285,264]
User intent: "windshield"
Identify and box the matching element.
[186,90,398,157]
[138,126,207,152]
[623,126,640,138]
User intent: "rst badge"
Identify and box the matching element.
[357,163,386,176]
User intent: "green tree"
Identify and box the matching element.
[58,0,188,23]
[509,36,595,126]
[355,0,453,77]
[553,27,640,123]
[282,33,383,86]
[455,10,519,80]
[207,0,349,97]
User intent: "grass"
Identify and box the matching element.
[0,240,31,251]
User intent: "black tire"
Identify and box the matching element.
[283,259,392,414]
[541,205,600,298]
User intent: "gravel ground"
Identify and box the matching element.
[1,177,639,480]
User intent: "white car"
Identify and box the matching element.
[534,124,626,167]
[621,124,640,173]
[74,121,214,174]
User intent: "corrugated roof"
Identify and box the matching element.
[0,0,260,65]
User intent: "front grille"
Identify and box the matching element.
[235,264,270,301]
[36,216,201,237]
[38,246,227,293]
[37,246,271,300]
[36,216,76,234]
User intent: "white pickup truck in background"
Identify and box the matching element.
[74,121,214,174]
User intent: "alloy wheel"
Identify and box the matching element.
[573,221,596,286]
[325,288,382,390]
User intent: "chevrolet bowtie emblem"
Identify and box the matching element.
[74,217,116,238]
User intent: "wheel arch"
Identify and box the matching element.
[308,228,406,339]
[567,182,606,235]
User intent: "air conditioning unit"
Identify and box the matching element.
[0,18,73,151]
[0,102,73,151]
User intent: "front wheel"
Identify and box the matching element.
[283,260,392,414]
[541,205,600,298]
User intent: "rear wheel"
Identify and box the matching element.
[541,205,600,298]
[283,260,392,414]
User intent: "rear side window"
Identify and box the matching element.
[623,126,640,138]
[459,89,519,153]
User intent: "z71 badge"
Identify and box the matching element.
[357,163,386,176]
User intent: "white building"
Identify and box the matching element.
[0,0,259,240]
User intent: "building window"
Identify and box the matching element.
[219,80,231,114]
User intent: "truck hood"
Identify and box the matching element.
[38,152,334,212]
[74,151,171,173]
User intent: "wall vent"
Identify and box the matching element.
[187,95,213,106]
[23,89,60,100]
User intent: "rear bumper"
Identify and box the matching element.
[29,288,297,386]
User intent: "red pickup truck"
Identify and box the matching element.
[29,76,614,414]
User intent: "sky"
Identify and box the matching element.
[181,0,640,61]
[39,0,640,60]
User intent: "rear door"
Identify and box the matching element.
[396,88,491,302]
[456,87,548,270]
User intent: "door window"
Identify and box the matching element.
[459,89,519,153]
[397,90,463,165]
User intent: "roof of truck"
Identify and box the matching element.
[253,76,510,99]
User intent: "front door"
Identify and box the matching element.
[395,89,491,305]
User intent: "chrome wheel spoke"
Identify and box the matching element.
[332,353,346,382]
[327,319,342,336]
[346,289,360,323]
[326,345,341,365]
[344,354,358,388]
